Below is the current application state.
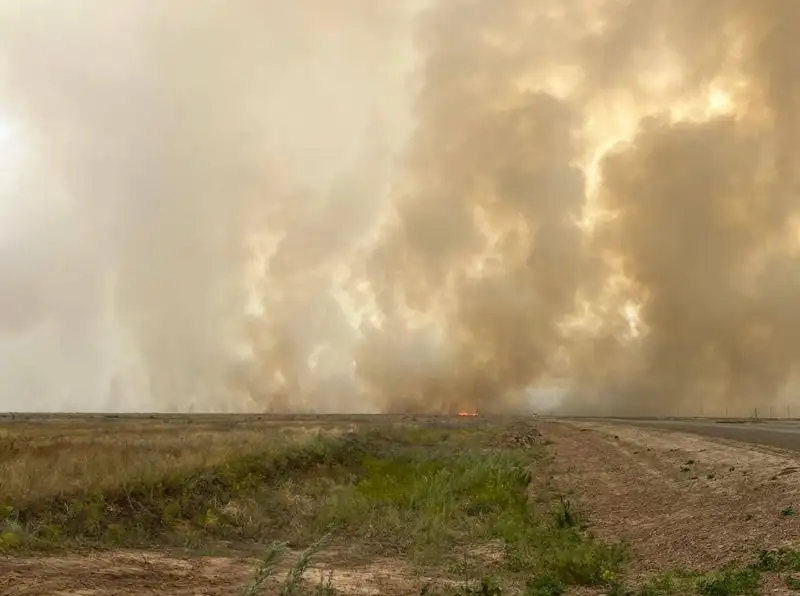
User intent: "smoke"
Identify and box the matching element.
[572,0,800,415]
[0,0,420,411]
[1,1,799,414]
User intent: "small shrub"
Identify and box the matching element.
[525,574,565,595]
[554,497,577,529]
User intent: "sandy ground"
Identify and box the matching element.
[0,550,432,596]
[1,552,252,595]
[5,420,800,595]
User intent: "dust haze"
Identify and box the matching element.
[0,1,798,415]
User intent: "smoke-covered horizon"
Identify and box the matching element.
[0,1,799,415]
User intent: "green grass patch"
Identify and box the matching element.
[628,548,800,595]
[316,431,624,591]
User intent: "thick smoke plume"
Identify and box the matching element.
[0,0,419,411]
[0,1,799,415]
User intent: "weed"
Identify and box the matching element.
[420,578,504,596]
[696,566,760,596]
[525,574,565,595]
[631,548,800,595]
[0,530,21,550]
[786,575,800,591]
[462,578,503,595]
[313,571,336,595]
[282,533,332,596]
[753,548,800,572]
[240,534,335,596]
[240,542,287,596]
[633,557,777,596]
[635,572,684,595]
[782,506,796,517]
[554,497,577,529]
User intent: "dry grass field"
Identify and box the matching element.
[3,414,800,595]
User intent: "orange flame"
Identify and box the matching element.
[458,411,478,417]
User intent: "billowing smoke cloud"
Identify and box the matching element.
[0,0,420,411]
[359,0,800,416]
[580,0,800,415]
[1,0,799,415]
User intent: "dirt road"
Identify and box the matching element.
[571,418,800,451]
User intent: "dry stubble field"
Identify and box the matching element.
[2,414,800,595]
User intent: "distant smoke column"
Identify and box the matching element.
[581,0,800,414]
[359,1,594,413]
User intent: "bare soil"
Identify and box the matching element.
[1,551,250,595]
[544,420,800,575]
[0,550,428,596]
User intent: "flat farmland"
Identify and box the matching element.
[3,414,800,595]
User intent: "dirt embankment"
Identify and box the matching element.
[544,421,800,576]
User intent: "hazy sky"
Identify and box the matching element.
[0,0,799,415]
